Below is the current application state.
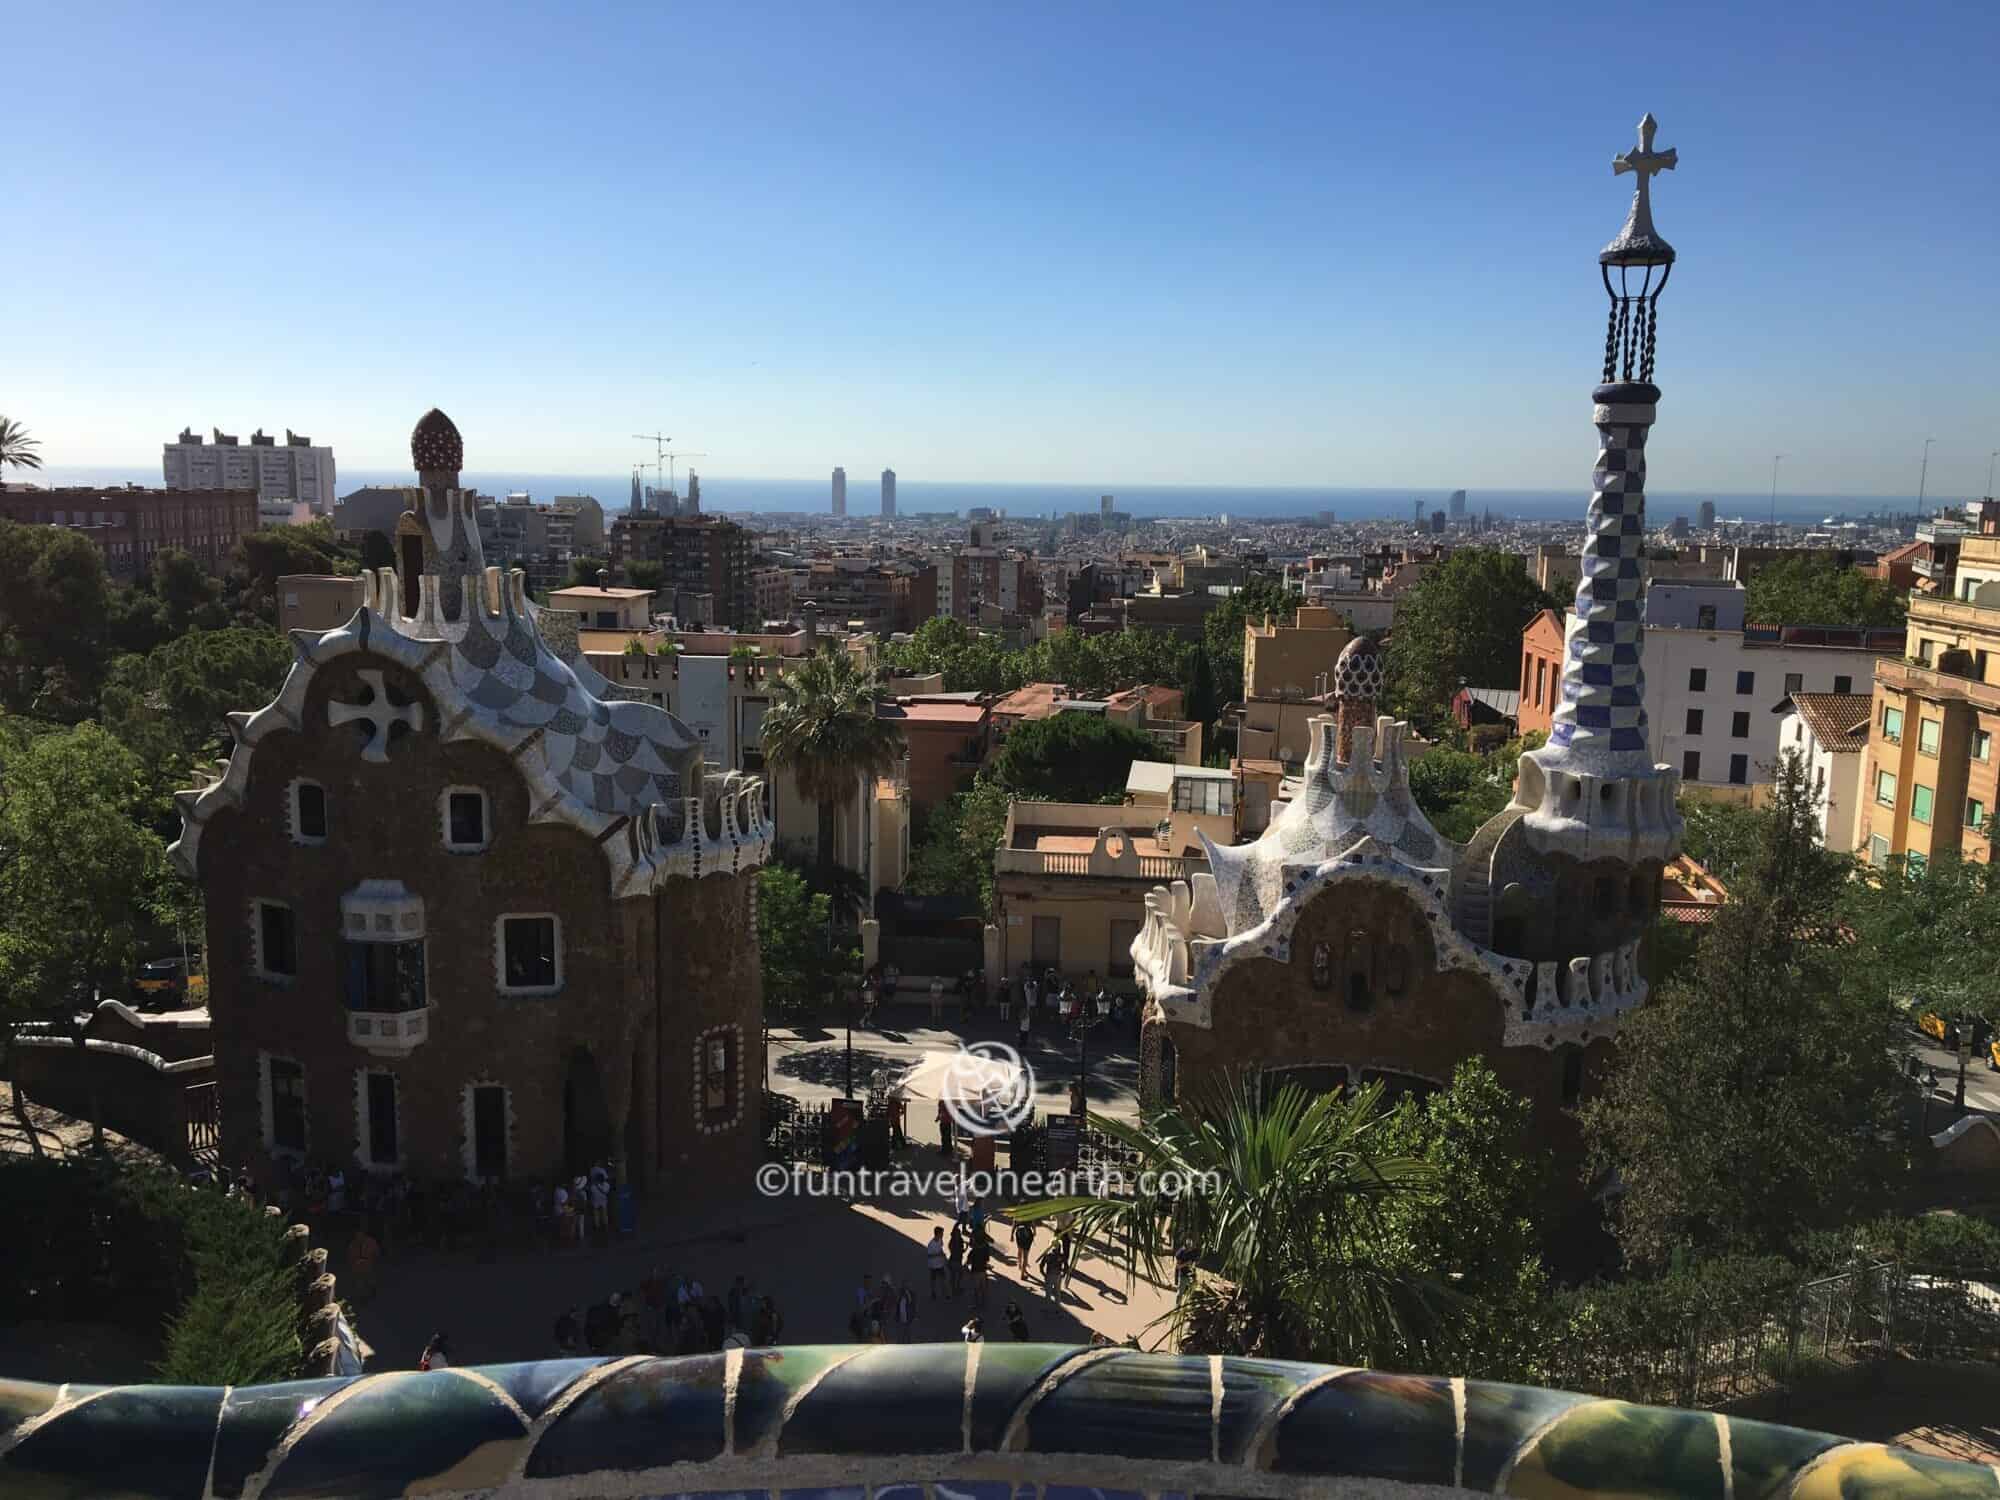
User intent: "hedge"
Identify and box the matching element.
[1,1157,304,1386]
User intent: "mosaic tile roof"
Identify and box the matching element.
[0,1347,1989,1500]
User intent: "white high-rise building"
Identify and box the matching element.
[1100,494,1114,518]
[831,467,847,516]
[164,427,336,514]
[881,468,897,518]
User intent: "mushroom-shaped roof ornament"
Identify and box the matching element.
[411,408,463,480]
[1333,635,1383,704]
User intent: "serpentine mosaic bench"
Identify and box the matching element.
[2,1345,1992,1500]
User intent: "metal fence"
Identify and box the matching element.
[1545,1262,2000,1410]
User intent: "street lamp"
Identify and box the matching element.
[1918,437,1936,510]
[1956,1034,1971,1120]
[1987,449,1998,501]
[1768,454,1786,537]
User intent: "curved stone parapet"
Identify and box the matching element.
[0,1346,1988,1499]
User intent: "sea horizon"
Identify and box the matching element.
[27,464,1964,527]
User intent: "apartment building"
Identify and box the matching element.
[0,486,258,577]
[1858,503,2000,868]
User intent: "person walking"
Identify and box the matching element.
[926,1226,948,1299]
[419,1332,451,1371]
[960,1314,984,1342]
[948,1222,965,1299]
[894,1279,917,1342]
[1039,1237,1066,1301]
[1004,1299,1030,1341]
[936,1098,955,1158]
[1012,1215,1035,1269]
[1023,971,1040,1028]
[929,974,945,1022]
[1017,996,1032,1047]
[998,975,1012,1023]
[967,1231,991,1307]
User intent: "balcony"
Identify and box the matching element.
[347,1005,430,1057]
[1876,657,2000,715]
[996,847,1203,881]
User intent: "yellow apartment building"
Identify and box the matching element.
[1859,504,2000,868]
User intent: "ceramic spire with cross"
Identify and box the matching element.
[1510,114,1686,864]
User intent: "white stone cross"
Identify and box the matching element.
[1612,113,1677,241]
[329,668,424,763]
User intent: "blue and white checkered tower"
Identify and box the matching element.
[1515,115,1685,863]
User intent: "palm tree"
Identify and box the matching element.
[0,416,43,483]
[758,646,904,898]
[1015,1077,1448,1362]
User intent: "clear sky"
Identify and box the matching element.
[8,1,1996,497]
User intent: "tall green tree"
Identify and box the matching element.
[1016,1078,1444,1362]
[1202,579,1303,707]
[1580,753,1906,1270]
[988,712,1169,803]
[1384,550,1555,733]
[0,416,43,481]
[759,647,905,896]
[0,521,113,719]
[1746,555,1905,629]
[1840,850,2000,1026]
[1407,747,1512,842]
[756,864,836,1016]
[230,521,354,623]
[903,778,1012,919]
[1375,1060,1550,1378]
[0,724,172,1012]
[1677,795,1770,888]
[1183,640,1219,730]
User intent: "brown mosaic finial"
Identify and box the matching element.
[1333,635,1383,762]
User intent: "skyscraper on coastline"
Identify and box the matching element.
[881,468,897,518]
[831,467,846,516]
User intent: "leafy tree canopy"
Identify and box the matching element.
[0,521,113,719]
[903,778,1012,919]
[1202,578,1303,707]
[1384,550,1554,734]
[1580,753,1907,1271]
[756,864,851,1016]
[1746,555,1906,629]
[0,723,175,1011]
[987,711,1169,804]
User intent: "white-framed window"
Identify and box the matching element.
[290,778,328,843]
[495,913,562,994]
[441,786,490,852]
[693,1024,744,1134]
[355,1068,402,1170]
[254,899,298,980]
[260,1051,308,1158]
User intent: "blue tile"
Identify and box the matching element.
[529,1354,728,1476]
[211,1378,357,1499]
[1,1384,222,1500]
[261,1372,526,1499]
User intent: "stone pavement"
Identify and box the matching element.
[352,1139,1176,1372]
[766,1003,1144,1123]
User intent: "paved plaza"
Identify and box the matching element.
[765,1002,1145,1123]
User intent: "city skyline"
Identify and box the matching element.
[7,3,1996,497]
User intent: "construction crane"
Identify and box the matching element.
[632,432,673,494]
[662,450,708,492]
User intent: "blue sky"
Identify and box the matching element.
[8,1,1996,496]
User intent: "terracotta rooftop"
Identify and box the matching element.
[1783,692,1872,752]
[992,682,1069,720]
[878,701,989,725]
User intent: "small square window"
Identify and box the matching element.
[499,915,560,992]
[1876,769,1898,807]
[1883,707,1904,743]
[1731,711,1750,739]
[445,789,488,851]
[1784,672,1803,694]
[1736,670,1755,695]
[1685,708,1704,735]
[1918,719,1941,756]
[1869,833,1890,867]
[1696,604,1718,630]
[1728,753,1748,785]
[1682,750,1701,781]
[1835,675,1853,694]
[1688,668,1707,693]
[1976,731,1993,762]
[293,781,327,842]
[1966,798,1986,832]
[1912,785,1934,825]
[702,1031,737,1124]
[256,901,297,979]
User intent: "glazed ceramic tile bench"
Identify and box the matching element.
[2,1346,1993,1499]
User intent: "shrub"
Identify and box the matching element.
[0,1157,305,1385]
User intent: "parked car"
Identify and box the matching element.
[130,955,207,1011]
